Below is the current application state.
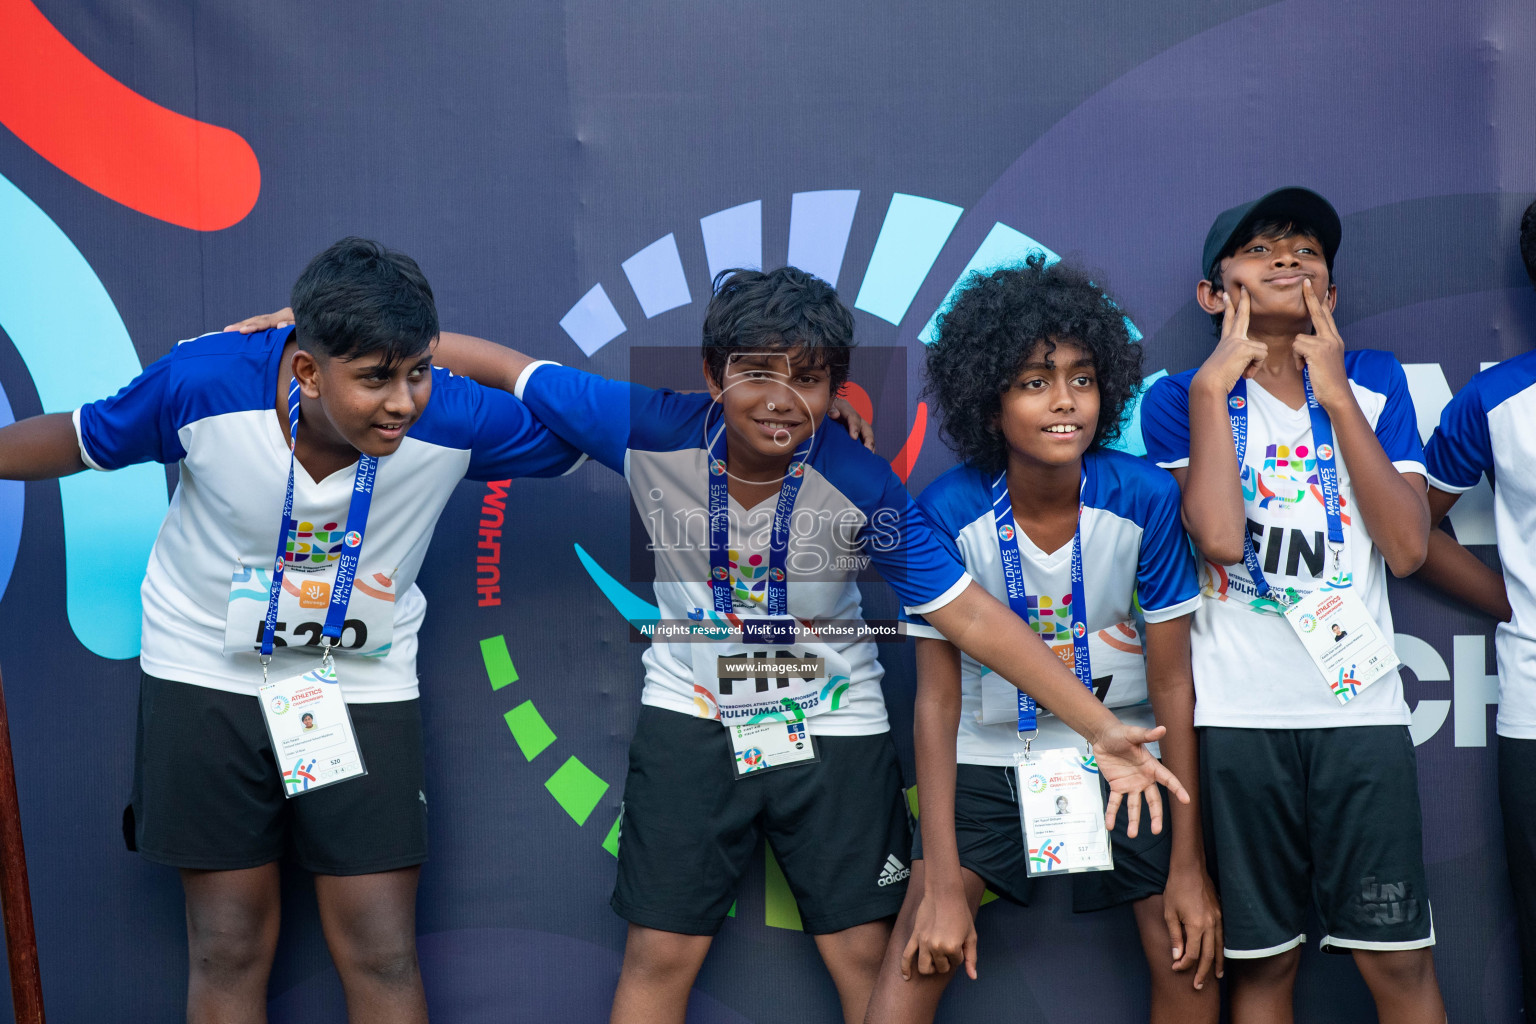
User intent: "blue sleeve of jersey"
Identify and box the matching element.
[76,351,187,468]
[517,363,692,474]
[1136,479,1201,620]
[1369,355,1426,470]
[898,484,967,634]
[1140,375,1191,469]
[463,381,585,480]
[1423,378,1492,492]
[862,470,969,614]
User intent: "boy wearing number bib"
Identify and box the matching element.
[0,238,582,1022]
[1140,189,1445,1021]
[423,267,1188,1024]
[1416,198,1536,1018]
[863,258,1220,1024]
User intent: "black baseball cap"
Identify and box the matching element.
[1202,187,1341,281]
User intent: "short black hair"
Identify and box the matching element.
[1521,198,1536,288]
[1204,217,1334,329]
[925,254,1144,473]
[290,237,439,368]
[702,267,854,392]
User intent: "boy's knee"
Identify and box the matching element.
[186,918,276,981]
[341,941,420,988]
[1355,947,1435,989]
[1230,946,1301,987]
[622,929,711,984]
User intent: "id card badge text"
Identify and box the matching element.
[1014,747,1114,876]
[1285,587,1401,704]
[730,719,817,777]
[258,660,367,797]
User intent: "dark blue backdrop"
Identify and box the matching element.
[0,0,1529,1019]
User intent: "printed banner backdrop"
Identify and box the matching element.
[0,0,1531,1018]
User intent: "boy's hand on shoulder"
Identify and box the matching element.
[1292,279,1351,411]
[900,890,977,981]
[224,307,295,334]
[1192,287,1267,398]
[827,397,876,451]
[1163,862,1223,990]
[1090,722,1189,838]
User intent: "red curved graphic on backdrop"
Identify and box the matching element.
[890,402,927,483]
[0,0,260,230]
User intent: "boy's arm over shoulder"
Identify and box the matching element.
[73,347,189,471]
[1138,372,1194,469]
[513,361,703,475]
[1114,456,1201,621]
[898,469,973,640]
[437,371,586,481]
[0,414,87,480]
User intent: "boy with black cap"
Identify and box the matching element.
[1140,188,1446,1021]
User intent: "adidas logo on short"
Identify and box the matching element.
[877,854,910,886]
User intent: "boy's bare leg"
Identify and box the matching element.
[861,860,987,1024]
[813,918,896,1024]
[610,924,713,1024]
[314,868,428,1024]
[1130,895,1220,1024]
[1228,949,1300,1024]
[1352,948,1444,1024]
[182,864,283,1024]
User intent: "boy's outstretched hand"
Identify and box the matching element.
[1293,278,1351,411]
[1089,722,1188,838]
[224,308,294,333]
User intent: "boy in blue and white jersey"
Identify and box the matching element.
[424,266,1187,1024]
[1140,188,1445,1021]
[863,257,1219,1024]
[1416,197,1536,1016]
[0,238,582,1023]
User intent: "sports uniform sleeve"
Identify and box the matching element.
[1368,354,1427,476]
[462,379,586,480]
[899,484,968,639]
[860,469,971,618]
[1423,378,1492,493]
[73,351,187,469]
[1135,477,1201,622]
[514,361,689,474]
[1139,375,1192,470]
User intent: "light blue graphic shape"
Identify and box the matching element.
[573,543,660,625]
[559,283,627,356]
[1106,369,1168,458]
[0,379,19,603]
[0,171,169,658]
[787,190,859,287]
[622,234,692,318]
[854,194,963,325]
[700,201,762,282]
[918,223,1060,343]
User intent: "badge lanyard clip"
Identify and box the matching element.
[258,377,378,673]
[1229,370,1346,608]
[990,468,1094,755]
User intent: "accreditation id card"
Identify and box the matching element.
[1285,587,1401,705]
[1014,747,1113,876]
[730,719,818,777]
[258,661,367,797]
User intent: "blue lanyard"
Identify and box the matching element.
[989,467,1093,740]
[260,377,379,666]
[706,405,814,617]
[1229,369,1344,605]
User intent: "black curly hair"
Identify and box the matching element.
[925,254,1144,474]
[702,267,854,392]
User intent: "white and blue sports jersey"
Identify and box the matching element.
[1425,351,1536,739]
[1141,350,1425,728]
[514,361,972,735]
[73,327,582,702]
[902,450,1201,764]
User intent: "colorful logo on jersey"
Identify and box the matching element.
[299,580,331,609]
[285,520,346,568]
[728,549,769,604]
[283,758,318,791]
[268,695,289,715]
[1229,396,1246,410]
[1317,444,1333,461]
[344,530,362,548]
[1332,664,1361,702]
[997,524,1015,542]
[1028,840,1065,871]
[1026,773,1047,794]
[1298,613,1318,633]
[1025,592,1076,642]
[709,458,727,476]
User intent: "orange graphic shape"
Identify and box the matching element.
[299,581,330,609]
[0,0,260,229]
[890,402,928,483]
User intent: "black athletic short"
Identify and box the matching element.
[1201,725,1434,958]
[128,672,428,875]
[610,705,912,936]
[910,763,1171,912]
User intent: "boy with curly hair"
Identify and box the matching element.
[861,255,1219,1023]
[1140,188,1444,1022]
